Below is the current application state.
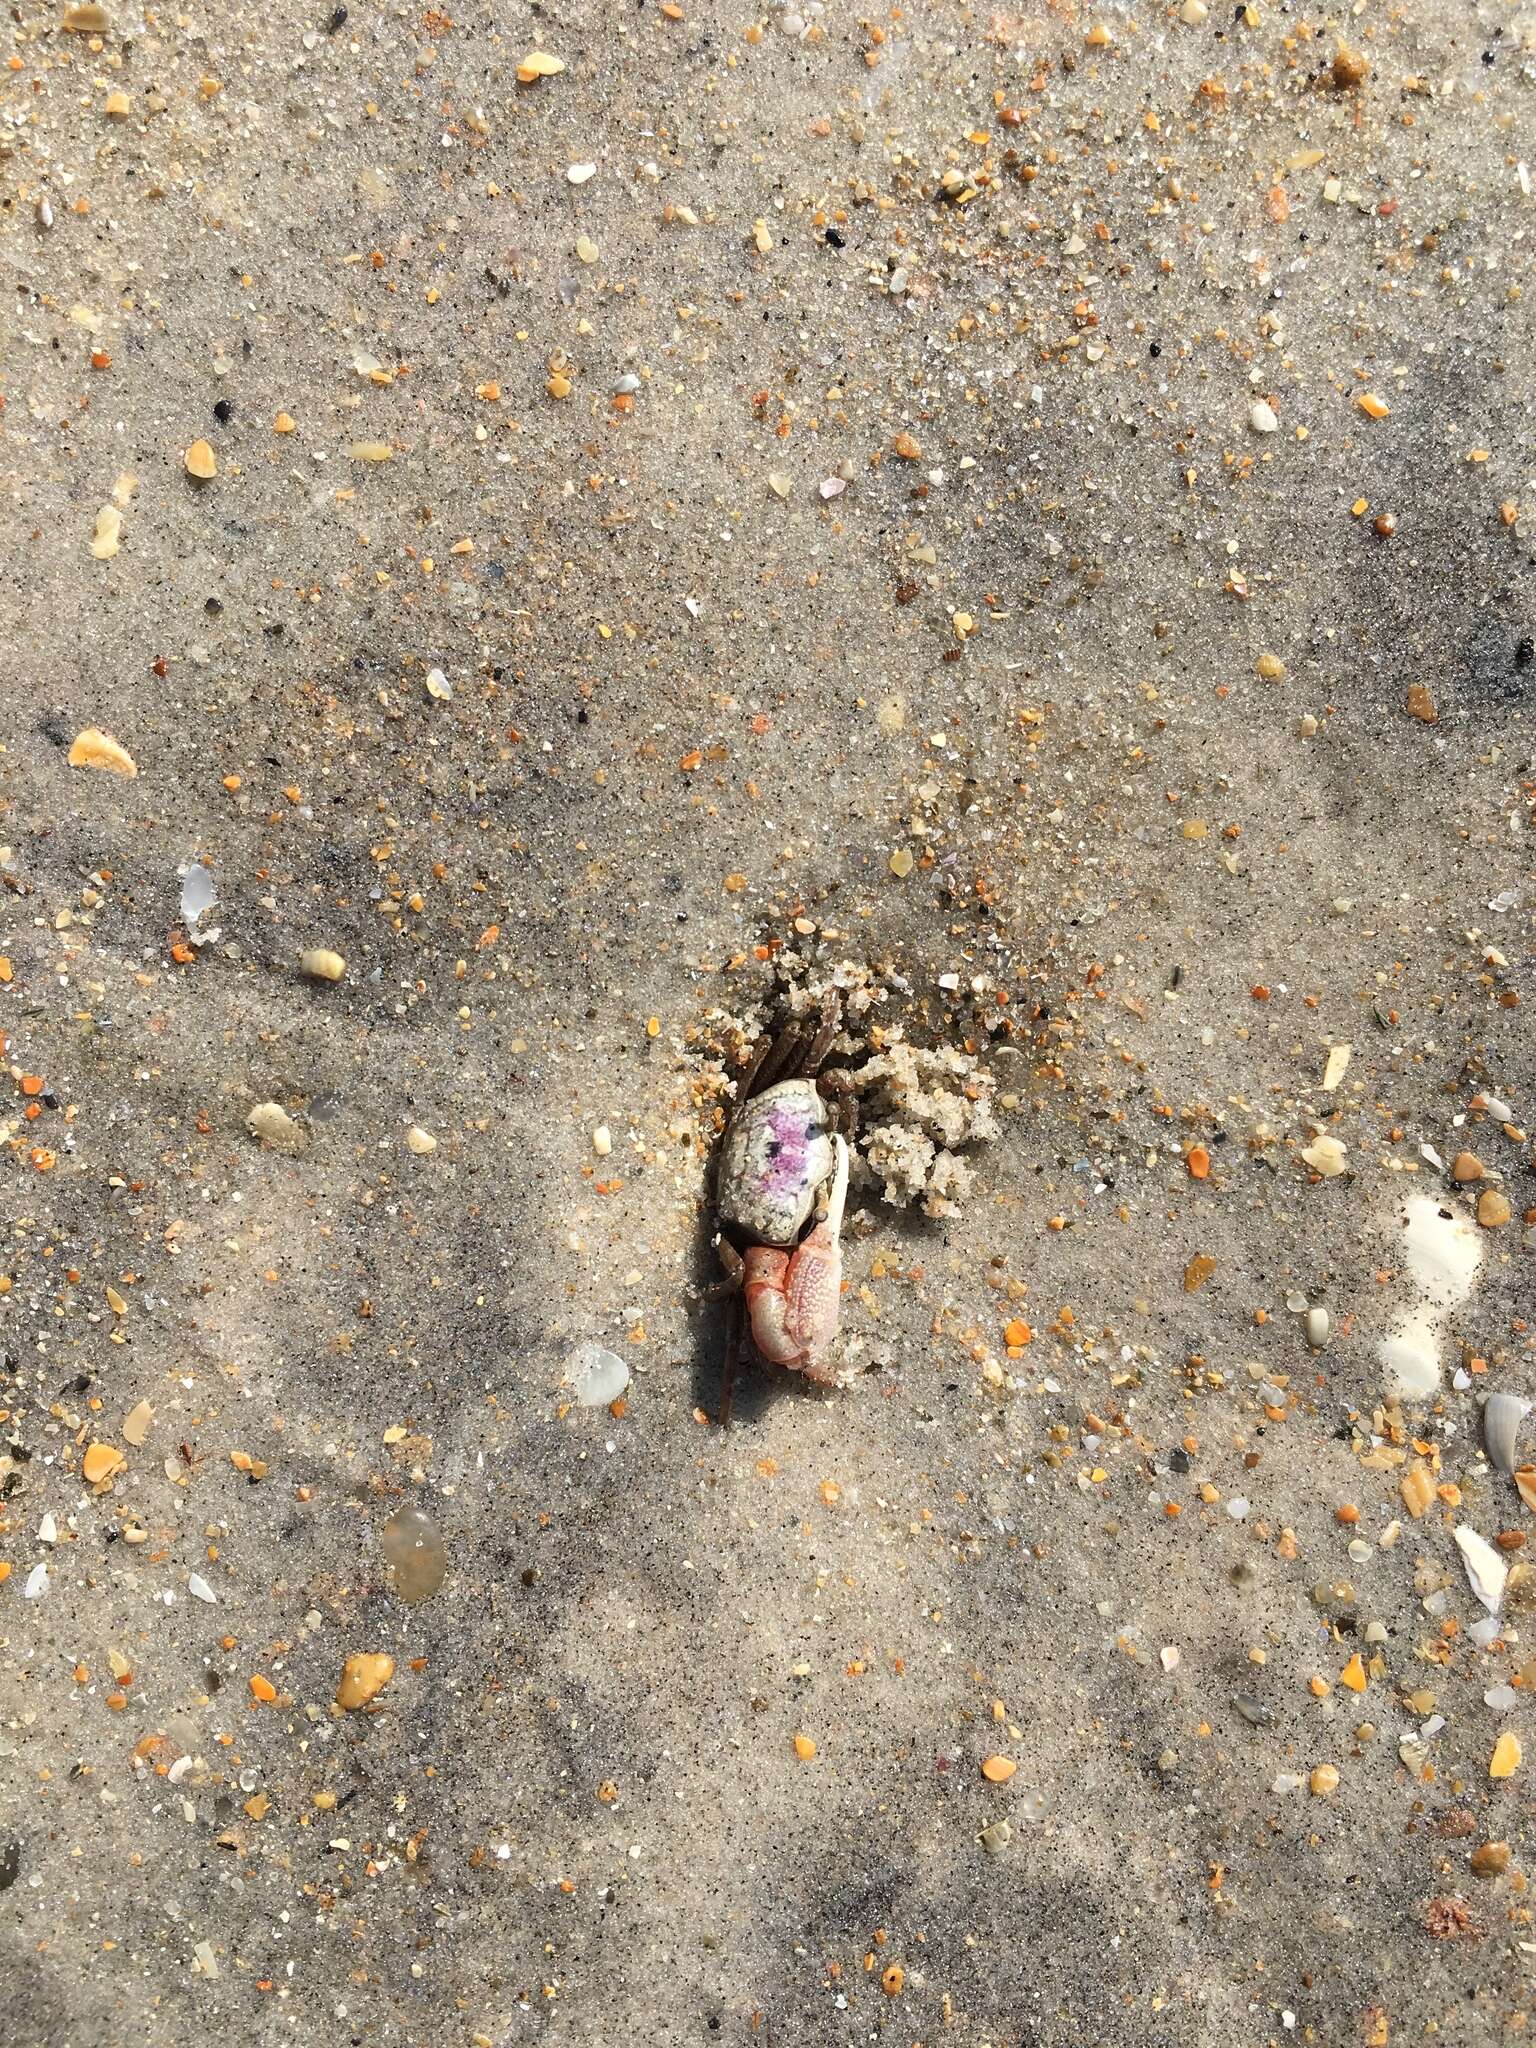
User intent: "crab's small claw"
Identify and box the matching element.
[742,1136,849,1379]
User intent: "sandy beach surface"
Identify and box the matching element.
[3,3,1534,2043]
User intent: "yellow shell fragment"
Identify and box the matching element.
[184,438,217,479]
[89,504,122,559]
[300,948,347,982]
[517,49,565,81]
[68,727,137,777]
[1490,1731,1522,1780]
[83,1442,125,1484]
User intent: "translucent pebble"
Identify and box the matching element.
[568,1341,630,1407]
[382,1505,447,1604]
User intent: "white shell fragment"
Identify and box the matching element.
[1454,1525,1507,1614]
[186,1572,218,1604]
[1485,1392,1530,1476]
[1377,1196,1483,1402]
[567,1341,631,1408]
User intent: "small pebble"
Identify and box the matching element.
[567,162,597,185]
[1309,1764,1340,1797]
[381,1506,447,1604]
[336,1652,396,1710]
[1470,1841,1511,1877]
[300,947,347,982]
[1451,1150,1485,1183]
[1304,1306,1330,1351]
[405,1125,437,1156]
[592,1125,613,1156]
[247,1101,307,1152]
[184,439,217,480]
[1249,399,1279,434]
[1476,1189,1511,1229]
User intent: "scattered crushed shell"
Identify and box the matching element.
[336,1653,396,1710]
[300,948,347,982]
[68,727,138,777]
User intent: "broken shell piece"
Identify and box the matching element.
[184,439,217,480]
[567,1341,630,1408]
[1455,1525,1507,1614]
[1485,1393,1530,1477]
[1321,1044,1351,1091]
[1300,1134,1348,1177]
[247,1102,307,1152]
[90,503,122,560]
[300,948,346,982]
[405,1126,437,1156]
[179,862,218,941]
[68,726,137,777]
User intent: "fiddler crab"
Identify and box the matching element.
[711,992,856,1421]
